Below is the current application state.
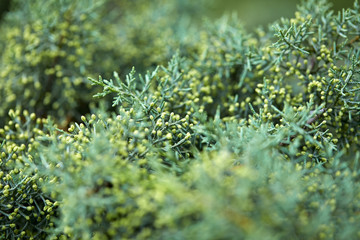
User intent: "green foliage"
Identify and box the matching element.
[88,54,195,160]
[255,0,360,152]
[99,0,213,74]
[0,110,58,239]
[0,0,211,126]
[1,0,360,239]
[0,0,105,125]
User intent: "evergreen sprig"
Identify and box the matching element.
[1,0,360,239]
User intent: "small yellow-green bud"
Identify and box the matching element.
[30,113,36,120]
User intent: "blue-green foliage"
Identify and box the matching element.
[0,0,211,126]
[1,0,360,239]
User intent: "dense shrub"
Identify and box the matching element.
[0,0,210,126]
[0,0,103,125]
[0,111,59,239]
[1,0,360,239]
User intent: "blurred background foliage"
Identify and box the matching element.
[210,0,354,28]
[1,0,353,28]
[0,0,10,21]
